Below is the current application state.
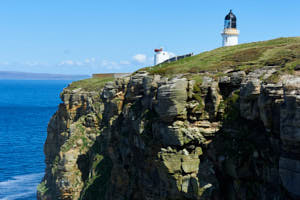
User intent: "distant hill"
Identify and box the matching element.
[0,71,90,80]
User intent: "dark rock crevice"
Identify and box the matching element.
[38,70,300,200]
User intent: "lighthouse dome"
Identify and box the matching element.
[224,10,237,29]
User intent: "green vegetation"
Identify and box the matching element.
[61,123,96,153]
[80,154,113,200]
[37,181,48,195]
[67,77,115,92]
[64,37,300,91]
[61,130,82,152]
[141,37,300,78]
[51,155,60,175]
[223,90,240,122]
[190,78,206,113]
[191,76,203,90]
[192,93,205,113]
[265,60,300,83]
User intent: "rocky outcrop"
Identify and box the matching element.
[154,78,188,122]
[280,76,300,198]
[38,67,300,199]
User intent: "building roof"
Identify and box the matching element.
[225,10,236,21]
[224,10,237,29]
[154,48,163,52]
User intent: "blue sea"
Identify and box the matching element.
[0,80,72,200]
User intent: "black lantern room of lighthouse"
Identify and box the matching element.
[224,10,237,29]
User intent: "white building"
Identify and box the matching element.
[221,10,240,47]
[154,48,172,65]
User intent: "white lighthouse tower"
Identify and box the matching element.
[154,48,171,65]
[221,10,239,47]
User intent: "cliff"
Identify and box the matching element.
[38,37,300,200]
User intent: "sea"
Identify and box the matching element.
[0,80,73,200]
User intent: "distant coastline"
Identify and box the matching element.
[0,71,90,80]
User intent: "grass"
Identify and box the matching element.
[223,90,240,122]
[37,181,48,195]
[80,154,113,200]
[61,123,96,153]
[141,37,300,78]
[67,77,115,92]
[63,37,300,91]
[263,59,300,84]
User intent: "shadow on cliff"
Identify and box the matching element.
[76,126,113,200]
[103,99,203,200]
[209,111,291,199]
[74,95,218,199]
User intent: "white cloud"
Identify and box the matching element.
[100,60,110,66]
[0,61,9,66]
[120,60,130,65]
[76,61,83,66]
[133,54,147,63]
[58,60,84,66]
[85,57,96,64]
[100,60,120,70]
[59,60,74,65]
[0,54,147,75]
[22,61,49,67]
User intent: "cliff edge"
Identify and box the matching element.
[38,37,300,200]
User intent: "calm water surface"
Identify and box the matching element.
[0,80,72,200]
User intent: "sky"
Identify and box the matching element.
[0,0,300,75]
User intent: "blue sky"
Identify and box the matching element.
[0,0,299,75]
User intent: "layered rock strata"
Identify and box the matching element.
[38,68,300,200]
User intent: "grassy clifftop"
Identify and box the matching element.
[66,37,300,91]
[67,77,115,92]
[142,37,300,77]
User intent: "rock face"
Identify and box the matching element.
[38,68,300,200]
[280,77,300,198]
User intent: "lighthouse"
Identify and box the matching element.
[221,10,239,47]
[154,48,172,65]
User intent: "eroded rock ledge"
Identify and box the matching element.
[38,67,300,200]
